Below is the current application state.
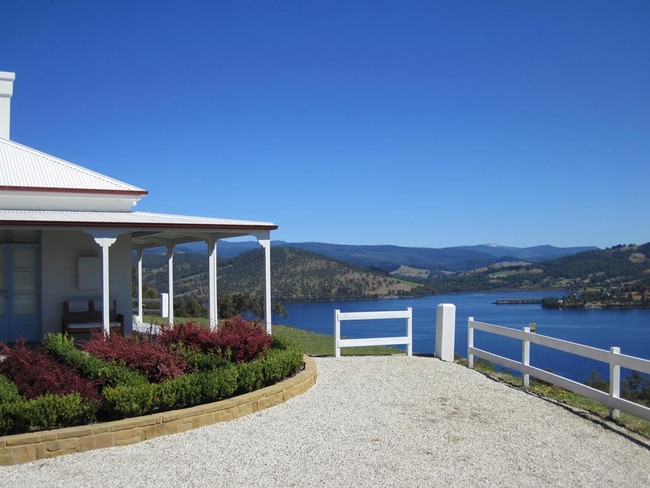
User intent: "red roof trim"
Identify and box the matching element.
[0,186,149,196]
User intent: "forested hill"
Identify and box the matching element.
[538,243,650,281]
[139,247,419,302]
[222,247,419,300]
[414,243,650,299]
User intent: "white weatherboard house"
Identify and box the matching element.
[0,71,277,342]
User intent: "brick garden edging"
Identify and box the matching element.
[0,355,317,466]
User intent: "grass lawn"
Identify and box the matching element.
[272,325,404,356]
[142,316,403,356]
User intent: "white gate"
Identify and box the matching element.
[334,308,412,358]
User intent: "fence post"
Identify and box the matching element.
[406,307,413,356]
[160,293,169,318]
[609,347,621,420]
[436,303,456,362]
[334,309,341,358]
[522,327,531,388]
[467,317,474,368]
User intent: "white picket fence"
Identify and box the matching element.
[334,308,412,358]
[467,317,650,421]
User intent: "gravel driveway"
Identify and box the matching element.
[1,355,648,487]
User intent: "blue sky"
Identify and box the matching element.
[2,1,649,249]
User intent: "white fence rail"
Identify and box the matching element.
[132,293,169,321]
[132,298,161,315]
[334,308,412,358]
[467,317,650,421]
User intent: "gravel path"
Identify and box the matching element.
[1,356,649,487]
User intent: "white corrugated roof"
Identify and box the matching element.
[0,138,147,194]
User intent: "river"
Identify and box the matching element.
[280,290,650,383]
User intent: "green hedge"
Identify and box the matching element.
[101,342,303,419]
[264,338,304,385]
[0,374,24,434]
[43,333,148,388]
[0,373,22,403]
[0,373,98,435]
[236,360,265,394]
[20,393,97,430]
[183,349,230,372]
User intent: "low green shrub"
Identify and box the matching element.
[262,347,304,385]
[0,400,24,435]
[21,393,97,430]
[0,374,24,434]
[100,343,302,419]
[0,389,97,436]
[0,373,22,403]
[196,366,239,401]
[154,373,204,410]
[263,335,304,383]
[236,360,265,394]
[44,333,148,388]
[101,383,156,418]
[183,349,230,372]
[101,365,241,418]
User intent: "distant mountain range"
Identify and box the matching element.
[178,241,597,274]
[141,242,650,303]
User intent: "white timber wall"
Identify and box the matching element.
[41,230,133,336]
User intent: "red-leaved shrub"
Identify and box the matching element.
[0,341,102,402]
[158,321,219,353]
[214,317,272,363]
[82,333,187,383]
[158,318,271,363]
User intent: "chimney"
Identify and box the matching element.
[0,71,16,140]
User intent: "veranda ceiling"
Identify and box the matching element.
[0,209,278,247]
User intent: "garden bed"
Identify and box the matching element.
[0,355,316,465]
[0,318,305,437]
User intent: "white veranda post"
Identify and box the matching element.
[207,236,218,331]
[254,231,272,334]
[167,243,174,325]
[87,229,124,335]
[135,247,144,325]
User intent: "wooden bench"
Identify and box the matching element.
[62,299,124,336]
